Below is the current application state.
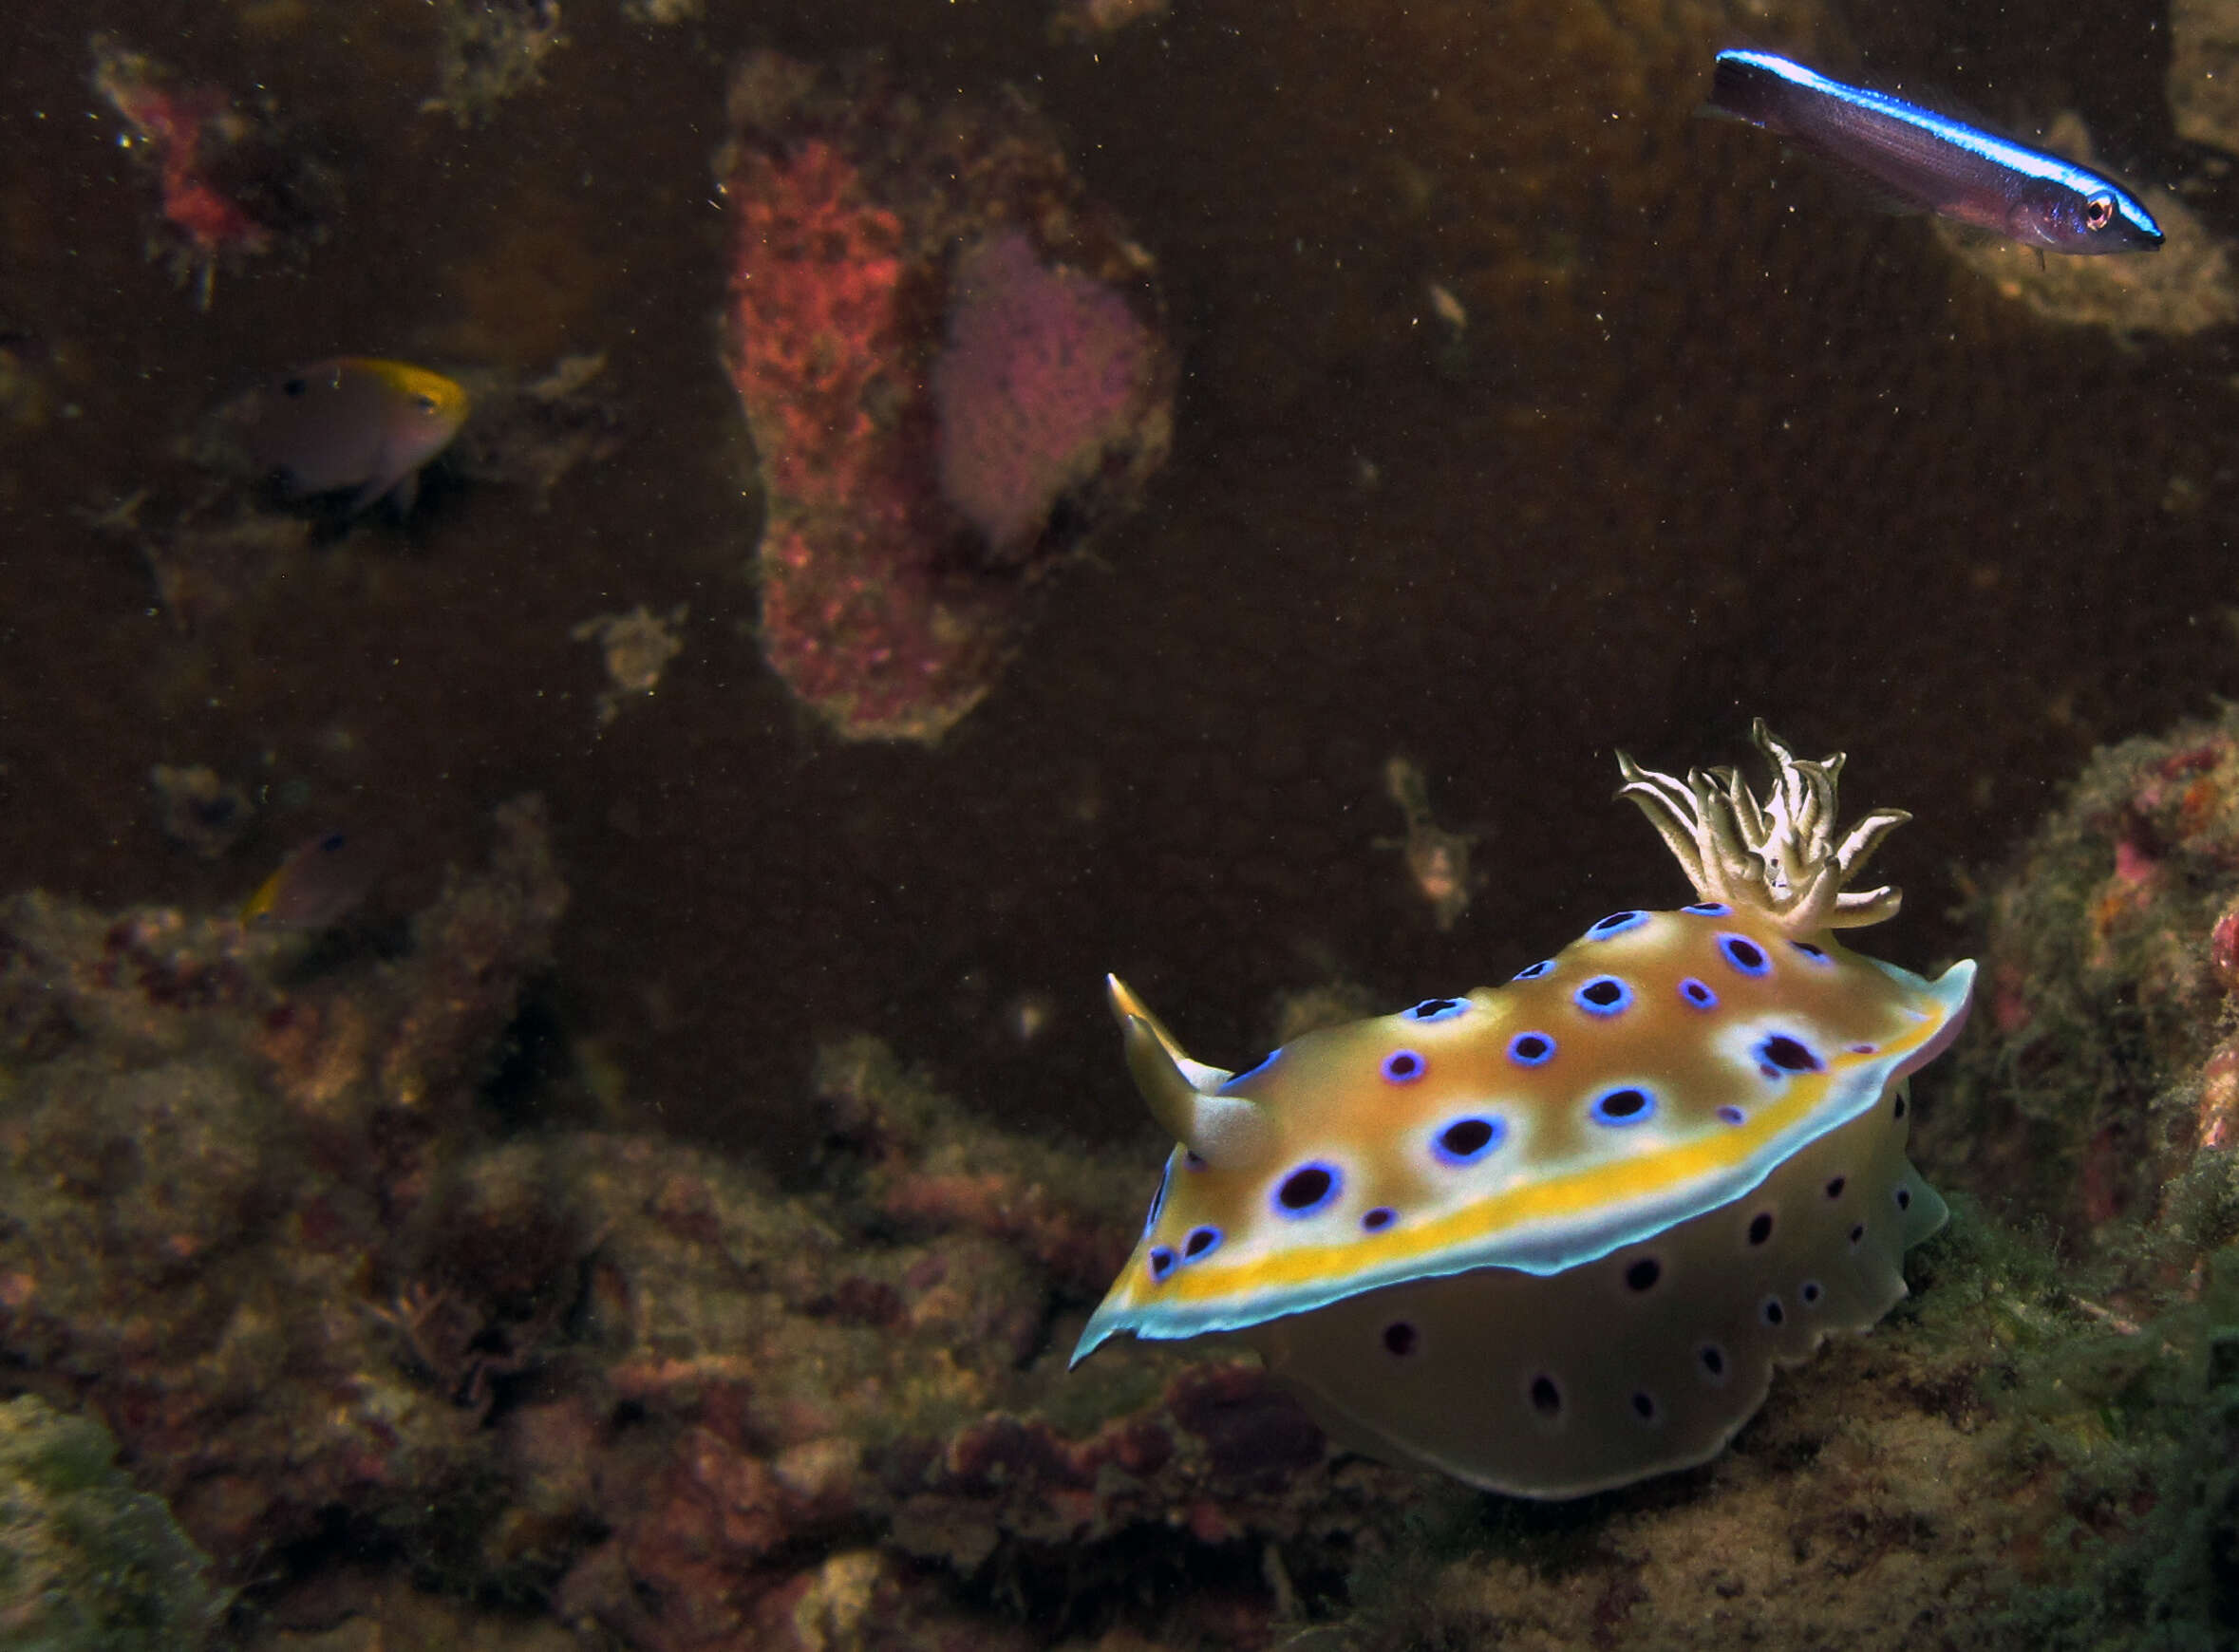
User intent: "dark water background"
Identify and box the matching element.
[0,0,2229,1170]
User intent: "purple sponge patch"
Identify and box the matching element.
[932,230,1157,551]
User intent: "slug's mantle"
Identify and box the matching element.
[1082,723,1973,1498]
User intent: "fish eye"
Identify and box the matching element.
[2085,195,2116,232]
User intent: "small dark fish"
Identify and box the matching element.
[1708,50,2164,254]
[242,357,470,514]
[240,829,386,932]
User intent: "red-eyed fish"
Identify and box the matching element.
[239,828,387,931]
[1708,51,2164,254]
[242,358,470,514]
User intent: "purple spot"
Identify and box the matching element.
[1432,1116,1504,1165]
[1896,1186,1912,1211]
[1513,959,1557,982]
[1718,933,1771,976]
[1717,1104,1746,1125]
[1761,1296,1785,1326]
[1800,1280,1822,1305]
[1894,1093,1909,1119]
[1529,1374,1563,1416]
[1587,910,1649,938]
[1849,1042,1877,1056]
[1849,1222,1867,1244]
[1383,1322,1419,1357]
[1590,1086,1655,1126]
[1825,1175,1847,1199]
[1362,1206,1396,1232]
[1573,975,1634,1017]
[1404,997,1468,1023]
[1755,1033,1823,1074]
[1148,1247,1176,1283]
[1684,901,1731,916]
[1679,977,1718,1010]
[1508,1031,1556,1066]
[1273,1162,1341,1217]
[1699,1342,1727,1380]
[1183,1150,1208,1171]
[1382,1048,1426,1083]
[1789,940,1833,967]
[1183,1225,1223,1260]
[1631,1391,1658,1421]
[1625,1256,1661,1291]
[1747,1211,1774,1246]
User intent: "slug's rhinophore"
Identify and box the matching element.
[1708,50,2164,254]
[1078,724,1974,1498]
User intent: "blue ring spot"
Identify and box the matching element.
[1507,1031,1556,1066]
[1684,901,1731,916]
[1590,1086,1656,1126]
[1586,910,1648,939]
[1678,977,1718,1010]
[1572,975,1633,1017]
[1220,1048,1280,1093]
[1182,1225,1223,1262]
[1513,959,1557,982]
[1431,1116,1506,1165]
[1403,997,1469,1023]
[1717,1104,1745,1125]
[1148,1246,1177,1283]
[1381,1048,1428,1084]
[1788,940,1833,967]
[1143,1160,1172,1236]
[1717,932,1772,977]
[1272,1161,1342,1218]
[1754,1032,1824,1074]
[1362,1206,1397,1232]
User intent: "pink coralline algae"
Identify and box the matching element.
[91,36,331,310]
[719,54,1174,742]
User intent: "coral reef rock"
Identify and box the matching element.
[0,796,570,1576]
[718,52,1175,743]
[1941,704,2239,1265]
[0,821,1413,1646]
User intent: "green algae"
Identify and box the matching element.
[1990,1248,2239,1650]
[0,1394,219,1652]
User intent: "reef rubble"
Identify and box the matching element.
[0,802,1404,1649]
[12,723,2239,1646]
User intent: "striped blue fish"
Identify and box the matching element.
[1709,50,2163,254]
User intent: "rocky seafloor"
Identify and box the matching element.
[6,716,2239,1650]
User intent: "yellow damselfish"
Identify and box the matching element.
[242,358,469,516]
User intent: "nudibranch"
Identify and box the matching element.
[1076,723,1973,1498]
